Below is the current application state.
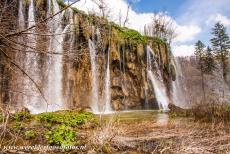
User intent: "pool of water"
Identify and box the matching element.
[95,110,169,125]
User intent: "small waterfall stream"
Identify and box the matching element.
[147,46,169,111]
[103,48,111,112]
[88,39,99,113]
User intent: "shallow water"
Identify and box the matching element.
[95,110,169,124]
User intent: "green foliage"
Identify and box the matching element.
[170,63,176,81]
[46,125,76,146]
[152,37,167,45]
[13,112,32,121]
[0,114,3,122]
[203,46,216,74]
[38,111,94,127]
[13,122,23,131]
[56,0,66,8]
[210,22,230,80]
[25,130,36,139]
[195,40,206,59]
[113,25,147,43]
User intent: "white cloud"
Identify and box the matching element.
[72,0,153,31]
[172,44,195,57]
[71,0,230,57]
[72,0,201,44]
[206,14,230,26]
[174,25,201,43]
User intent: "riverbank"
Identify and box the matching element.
[0,110,230,153]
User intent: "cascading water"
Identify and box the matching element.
[147,46,169,111]
[88,39,99,113]
[103,49,112,112]
[45,25,70,113]
[21,0,68,114]
[172,58,187,108]
[45,1,71,113]
[23,0,40,113]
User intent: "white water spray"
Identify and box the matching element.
[103,50,112,112]
[172,58,187,108]
[147,46,169,111]
[88,39,99,112]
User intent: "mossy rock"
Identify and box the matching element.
[170,64,176,81]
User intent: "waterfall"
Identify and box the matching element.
[45,25,70,113]
[103,49,112,112]
[28,0,35,27]
[88,39,99,113]
[172,58,187,108]
[23,0,40,113]
[22,0,68,114]
[18,0,24,29]
[146,46,169,111]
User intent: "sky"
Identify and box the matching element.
[69,0,230,56]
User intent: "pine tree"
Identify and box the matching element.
[203,46,216,75]
[210,22,230,81]
[194,40,206,100]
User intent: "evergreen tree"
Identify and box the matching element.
[210,22,230,81]
[203,46,216,75]
[194,40,206,99]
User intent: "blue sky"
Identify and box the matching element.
[71,0,230,56]
[132,0,183,17]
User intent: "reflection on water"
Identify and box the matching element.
[95,110,169,125]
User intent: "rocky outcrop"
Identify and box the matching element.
[0,0,176,112]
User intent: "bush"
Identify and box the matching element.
[25,130,36,139]
[13,112,32,121]
[192,103,230,123]
[38,111,94,127]
[46,125,76,146]
[0,114,3,122]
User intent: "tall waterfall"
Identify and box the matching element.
[103,49,112,112]
[88,39,99,113]
[24,0,40,113]
[172,58,187,108]
[147,46,169,111]
[19,0,68,114]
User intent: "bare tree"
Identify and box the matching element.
[144,12,177,45]
[91,0,110,18]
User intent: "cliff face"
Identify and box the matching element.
[0,0,175,113]
[175,57,230,105]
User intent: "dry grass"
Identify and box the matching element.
[108,117,230,154]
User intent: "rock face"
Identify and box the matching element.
[0,0,176,112]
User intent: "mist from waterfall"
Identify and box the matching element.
[147,46,169,111]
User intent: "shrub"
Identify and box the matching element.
[13,122,23,131]
[46,125,76,146]
[192,103,230,123]
[25,130,36,139]
[13,112,32,121]
[38,111,94,127]
[0,114,3,122]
